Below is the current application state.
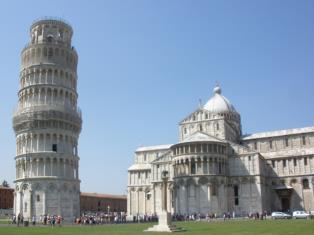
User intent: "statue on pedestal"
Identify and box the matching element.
[145,171,183,232]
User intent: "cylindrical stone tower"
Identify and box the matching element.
[12,18,82,221]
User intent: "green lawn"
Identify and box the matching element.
[0,220,10,225]
[0,220,313,235]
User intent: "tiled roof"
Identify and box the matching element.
[80,192,126,200]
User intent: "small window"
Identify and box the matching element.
[146,194,151,200]
[47,35,54,42]
[218,162,222,174]
[216,123,219,130]
[143,154,147,162]
[211,184,217,196]
[138,172,140,178]
[36,195,40,202]
[145,171,148,179]
[304,157,308,166]
[234,185,239,197]
[302,136,306,145]
[302,179,309,189]
[285,138,289,147]
[191,162,196,174]
[184,128,187,134]
[52,144,57,152]
[199,125,203,132]
[269,140,273,149]
[248,156,251,161]
[293,158,297,167]
[205,114,208,119]
[48,48,53,58]
[254,142,257,150]
[24,202,27,212]
[98,201,101,207]
[234,198,239,206]
[272,160,275,168]
[283,159,286,168]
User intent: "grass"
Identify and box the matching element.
[0,220,313,235]
[0,219,10,225]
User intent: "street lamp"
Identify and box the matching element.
[107,205,110,214]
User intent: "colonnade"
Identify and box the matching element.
[16,157,79,180]
[21,44,77,70]
[20,66,76,90]
[16,132,78,155]
[173,143,227,156]
[173,156,227,176]
[18,86,77,110]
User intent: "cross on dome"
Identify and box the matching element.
[203,84,236,113]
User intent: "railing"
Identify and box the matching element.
[13,103,82,119]
[21,41,77,53]
[31,17,72,29]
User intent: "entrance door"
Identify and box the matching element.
[281,198,290,212]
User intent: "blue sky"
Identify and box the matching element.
[0,0,313,194]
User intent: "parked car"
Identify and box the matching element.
[292,211,312,219]
[271,212,292,219]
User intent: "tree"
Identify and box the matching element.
[1,180,9,187]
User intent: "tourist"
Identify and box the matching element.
[32,215,36,226]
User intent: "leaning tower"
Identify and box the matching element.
[12,18,82,221]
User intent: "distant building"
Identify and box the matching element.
[80,193,127,213]
[127,85,314,216]
[0,186,14,209]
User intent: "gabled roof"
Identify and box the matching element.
[151,150,172,164]
[135,144,172,152]
[128,163,151,171]
[179,108,203,124]
[242,126,314,140]
[180,132,226,144]
[228,141,258,155]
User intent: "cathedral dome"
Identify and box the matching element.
[203,85,236,113]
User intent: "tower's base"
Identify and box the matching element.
[144,212,184,233]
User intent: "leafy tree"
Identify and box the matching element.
[1,180,9,187]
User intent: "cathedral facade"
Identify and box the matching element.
[127,85,314,216]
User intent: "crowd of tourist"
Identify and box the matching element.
[9,210,271,227]
[75,212,127,225]
[11,213,63,226]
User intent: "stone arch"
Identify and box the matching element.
[290,178,297,186]
[43,47,47,57]
[55,47,59,56]
[186,178,196,186]
[198,177,209,185]
[22,183,29,191]
[48,183,56,192]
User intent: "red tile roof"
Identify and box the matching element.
[80,192,126,200]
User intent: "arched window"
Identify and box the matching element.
[302,179,309,189]
[234,185,239,205]
[48,48,53,58]
[211,184,217,196]
[47,35,53,42]
[191,162,196,174]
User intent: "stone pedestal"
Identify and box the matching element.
[145,211,182,232]
[145,171,183,232]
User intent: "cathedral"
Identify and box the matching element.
[127,85,314,217]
